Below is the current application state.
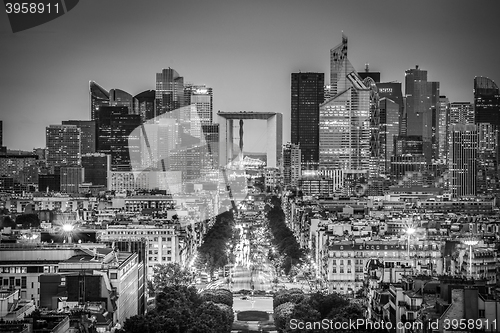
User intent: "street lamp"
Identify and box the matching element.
[462,239,479,278]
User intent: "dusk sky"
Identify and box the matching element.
[1,0,500,152]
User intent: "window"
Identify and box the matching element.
[110,273,117,279]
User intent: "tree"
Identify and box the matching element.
[273,289,305,309]
[151,263,194,294]
[0,216,15,229]
[274,302,295,332]
[200,289,233,307]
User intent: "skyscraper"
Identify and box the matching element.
[184,84,213,125]
[404,66,440,163]
[46,125,81,168]
[449,124,477,197]
[320,39,371,173]
[474,76,500,195]
[377,82,404,136]
[291,72,324,170]
[90,81,110,121]
[438,96,450,163]
[155,68,184,117]
[329,33,352,96]
[379,98,399,173]
[96,106,141,170]
[0,120,5,155]
[62,120,96,154]
[449,102,474,125]
[110,89,135,113]
[134,90,155,122]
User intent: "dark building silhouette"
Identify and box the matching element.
[110,88,135,112]
[62,120,96,154]
[379,98,400,173]
[90,81,110,121]
[96,106,141,171]
[358,64,380,83]
[405,66,440,163]
[134,90,156,122]
[291,72,324,170]
[82,153,110,187]
[474,76,500,195]
[38,174,60,192]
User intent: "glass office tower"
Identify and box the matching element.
[155,68,184,117]
[291,72,324,170]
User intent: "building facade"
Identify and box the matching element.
[291,72,324,170]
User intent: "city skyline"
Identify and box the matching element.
[1,0,500,151]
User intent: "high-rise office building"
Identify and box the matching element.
[379,98,399,173]
[184,84,213,125]
[81,153,111,187]
[62,120,96,154]
[405,66,440,163]
[377,82,404,136]
[329,33,352,96]
[155,68,184,117]
[60,166,84,194]
[282,143,301,188]
[291,72,324,170]
[0,120,5,155]
[474,76,500,195]
[438,96,450,163]
[319,35,371,196]
[134,90,155,122]
[449,102,474,125]
[449,124,477,197]
[363,77,381,178]
[319,72,370,171]
[90,81,110,121]
[96,106,141,170]
[46,125,81,168]
[110,88,135,113]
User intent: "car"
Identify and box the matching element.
[240,296,249,300]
